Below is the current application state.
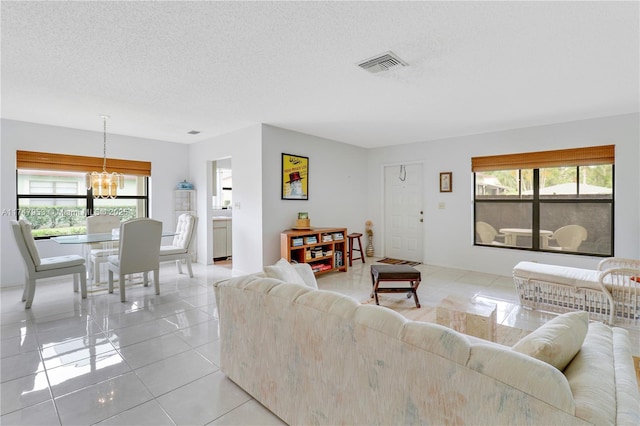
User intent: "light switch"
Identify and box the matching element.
[438,202,446,209]
[234,202,241,210]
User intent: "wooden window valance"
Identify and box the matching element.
[16,150,151,176]
[471,145,615,172]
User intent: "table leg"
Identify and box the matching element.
[412,280,421,308]
[541,235,550,249]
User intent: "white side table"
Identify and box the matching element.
[436,295,498,342]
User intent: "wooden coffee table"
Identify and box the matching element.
[370,264,422,308]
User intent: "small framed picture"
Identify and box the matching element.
[439,172,452,192]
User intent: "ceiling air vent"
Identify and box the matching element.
[357,51,407,74]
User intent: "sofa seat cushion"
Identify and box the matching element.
[37,255,85,271]
[159,245,187,255]
[512,311,589,371]
[513,261,602,291]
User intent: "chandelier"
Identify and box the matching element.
[87,115,124,198]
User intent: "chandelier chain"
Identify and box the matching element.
[102,116,108,172]
[88,114,123,199]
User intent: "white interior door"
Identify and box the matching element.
[384,164,424,262]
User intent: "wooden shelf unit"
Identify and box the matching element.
[280,227,348,275]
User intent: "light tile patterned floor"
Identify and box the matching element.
[1,259,638,425]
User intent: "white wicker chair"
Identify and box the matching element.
[598,258,640,325]
[598,257,640,271]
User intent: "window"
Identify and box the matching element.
[472,145,614,256]
[16,151,151,238]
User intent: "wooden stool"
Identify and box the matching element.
[370,264,421,308]
[347,233,365,266]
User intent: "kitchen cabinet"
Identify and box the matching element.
[213,218,232,259]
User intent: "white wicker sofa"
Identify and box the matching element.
[513,257,640,325]
[214,261,640,425]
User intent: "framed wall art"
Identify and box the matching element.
[440,172,452,192]
[282,153,309,200]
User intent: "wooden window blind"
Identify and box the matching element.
[471,145,614,172]
[16,150,151,176]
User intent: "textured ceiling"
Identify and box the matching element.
[1,1,638,148]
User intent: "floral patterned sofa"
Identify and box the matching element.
[214,270,639,425]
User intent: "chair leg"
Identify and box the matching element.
[94,260,101,284]
[119,273,126,302]
[143,272,149,287]
[108,270,114,293]
[79,272,87,299]
[22,277,28,302]
[153,269,160,295]
[73,274,79,293]
[24,278,36,309]
[176,260,184,275]
[185,259,193,278]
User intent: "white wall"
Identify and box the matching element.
[1,119,190,287]
[3,114,637,286]
[367,113,640,277]
[188,124,369,274]
[188,125,263,275]
[261,125,369,266]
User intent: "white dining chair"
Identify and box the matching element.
[159,213,198,278]
[10,220,87,309]
[548,225,588,251]
[86,215,121,284]
[108,218,162,302]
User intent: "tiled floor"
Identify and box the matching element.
[1,259,638,425]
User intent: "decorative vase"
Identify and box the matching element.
[366,235,374,257]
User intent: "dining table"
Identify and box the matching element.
[52,231,176,245]
[52,231,176,288]
[499,228,553,248]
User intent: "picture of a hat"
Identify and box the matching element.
[287,172,302,183]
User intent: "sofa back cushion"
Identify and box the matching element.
[264,258,309,287]
[512,311,589,371]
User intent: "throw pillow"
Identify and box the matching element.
[19,220,41,266]
[511,311,589,371]
[264,258,307,287]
